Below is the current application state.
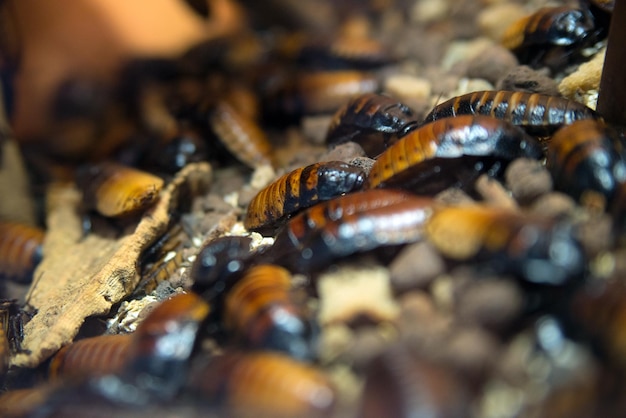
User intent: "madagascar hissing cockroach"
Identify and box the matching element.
[268,190,435,273]
[422,91,601,136]
[366,115,543,194]
[546,119,626,209]
[48,334,133,381]
[187,351,336,418]
[296,35,394,70]
[424,205,585,285]
[0,299,25,376]
[501,6,595,54]
[123,292,210,398]
[0,221,44,283]
[325,93,420,157]
[222,264,317,360]
[75,161,164,218]
[244,161,366,235]
[262,70,380,123]
[210,101,274,169]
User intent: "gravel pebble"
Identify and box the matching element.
[389,241,445,291]
[496,65,560,95]
[320,141,367,162]
[529,192,577,218]
[477,3,527,41]
[384,74,432,101]
[505,158,553,205]
[302,115,333,145]
[466,45,519,85]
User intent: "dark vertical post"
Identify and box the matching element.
[597,0,626,125]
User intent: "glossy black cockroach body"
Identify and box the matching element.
[546,119,626,208]
[366,115,543,194]
[0,221,45,283]
[244,161,366,235]
[325,93,420,157]
[422,91,601,136]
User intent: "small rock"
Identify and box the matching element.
[576,214,614,257]
[411,0,449,24]
[320,141,367,162]
[302,115,333,145]
[477,3,527,42]
[529,192,577,218]
[442,327,502,381]
[496,65,560,95]
[349,157,376,175]
[505,158,553,205]
[389,241,445,291]
[441,38,493,72]
[466,46,518,85]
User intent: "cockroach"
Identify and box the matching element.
[0,299,25,376]
[325,93,420,157]
[124,292,210,398]
[297,36,394,69]
[546,119,626,209]
[190,236,254,300]
[0,221,44,283]
[0,386,53,417]
[424,205,585,285]
[366,115,543,193]
[210,101,274,169]
[422,91,601,136]
[501,6,597,68]
[223,264,317,360]
[263,70,380,122]
[147,129,208,174]
[48,334,133,381]
[268,191,435,273]
[244,161,366,235]
[187,351,336,418]
[75,161,164,218]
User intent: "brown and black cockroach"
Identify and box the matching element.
[295,35,395,70]
[325,93,420,157]
[244,161,366,235]
[75,161,164,219]
[268,191,435,273]
[123,292,210,398]
[501,6,598,69]
[48,334,133,382]
[262,70,380,124]
[222,264,317,360]
[422,90,601,136]
[0,386,54,417]
[190,235,255,301]
[358,343,469,418]
[0,299,26,376]
[0,221,44,283]
[424,205,585,286]
[145,129,209,175]
[366,115,544,194]
[546,119,626,210]
[209,100,274,169]
[187,351,336,418]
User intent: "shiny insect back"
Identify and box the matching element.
[223,264,317,360]
[187,351,336,418]
[48,334,133,381]
[75,161,164,218]
[325,93,420,157]
[210,100,274,169]
[422,91,601,136]
[424,205,585,285]
[269,190,436,272]
[244,161,366,235]
[546,119,626,209]
[0,221,45,283]
[366,115,543,193]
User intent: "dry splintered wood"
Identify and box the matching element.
[11,162,212,368]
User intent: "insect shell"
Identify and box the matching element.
[546,119,626,210]
[0,221,45,283]
[422,90,601,136]
[222,264,317,360]
[244,161,366,235]
[75,161,164,218]
[48,334,133,382]
[267,190,435,273]
[186,351,336,418]
[424,205,585,286]
[123,292,210,398]
[325,93,420,157]
[209,100,274,169]
[366,115,543,194]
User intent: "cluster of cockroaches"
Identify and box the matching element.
[2,0,626,416]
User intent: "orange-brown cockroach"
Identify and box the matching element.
[366,115,543,193]
[223,264,316,360]
[187,351,336,418]
[0,221,44,283]
[210,101,274,169]
[422,91,601,136]
[244,161,365,235]
[75,161,164,218]
[546,119,626,208]
[48,334,133,381]
[424,205,585,285]
[325,93,420,157]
